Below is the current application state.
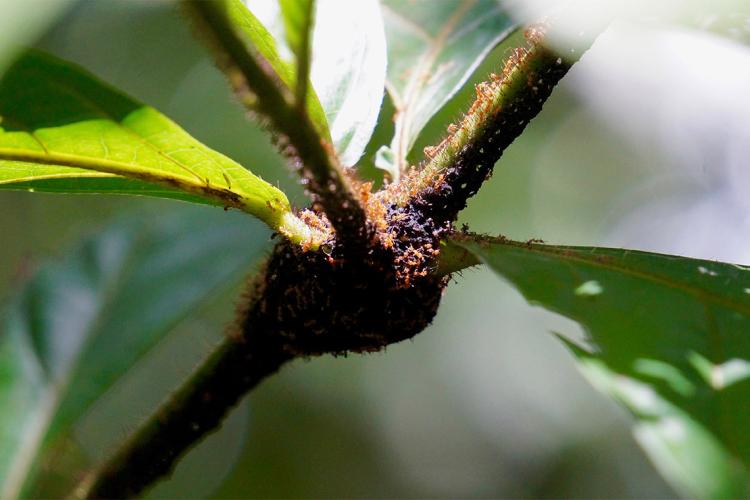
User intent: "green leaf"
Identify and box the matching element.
[381,0,516,178]
[455,236,750,498]
[231,0,331,142]
[278,0,314,105]
[242,0,387,167]
[0,51,307,239]
[309,0,387,167]
[0,207,266,498]
[0,0,72,74]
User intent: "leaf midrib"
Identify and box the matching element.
[0,171,117,184]
[1,79,254,208]
[701,302,743,461]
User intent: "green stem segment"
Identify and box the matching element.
[279,0,315,108]
[184,0,368,249]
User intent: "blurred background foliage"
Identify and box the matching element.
[3,0,749,497]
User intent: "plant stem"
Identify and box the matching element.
[71,270,293,499]
[387,0,477,180]
[70,20,598,499]
[282,0,315,109]
[388,22,583,219]
[183,0,368,249]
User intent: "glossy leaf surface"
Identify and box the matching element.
[244,0,387,167]
[456,236,750,498]
[235,0,331,141]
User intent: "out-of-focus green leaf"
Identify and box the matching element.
[381,0,516,179]
[278,0,314,104]
[456,236,750,498]
[234,0,330,142]
[0,207,266,498]
[693,10,750,45]
[0,51,294,232]
[0,0,72,73]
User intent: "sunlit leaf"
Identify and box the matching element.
[0,207,266,498]
[244,0,387,167]
[381,0,516,178]
[235,0,331,142]
[0,50,296,232]
[456,236,750,498]
[309,0,387,167]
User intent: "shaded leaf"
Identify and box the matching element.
[0,207,266,498]
[455,236,750,498]
[381,0,516,177]
[436,237,480,276]
[0,51,296,232]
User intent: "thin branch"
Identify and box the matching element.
[183,0,368,249]
[295,1,313,109]
[280,0,315,108]
[71,267,293,499]
[386,0,476,180]
[383,21,590,231]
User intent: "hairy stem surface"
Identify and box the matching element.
[72,268,292,499]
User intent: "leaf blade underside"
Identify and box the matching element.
[456,236,750,498]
